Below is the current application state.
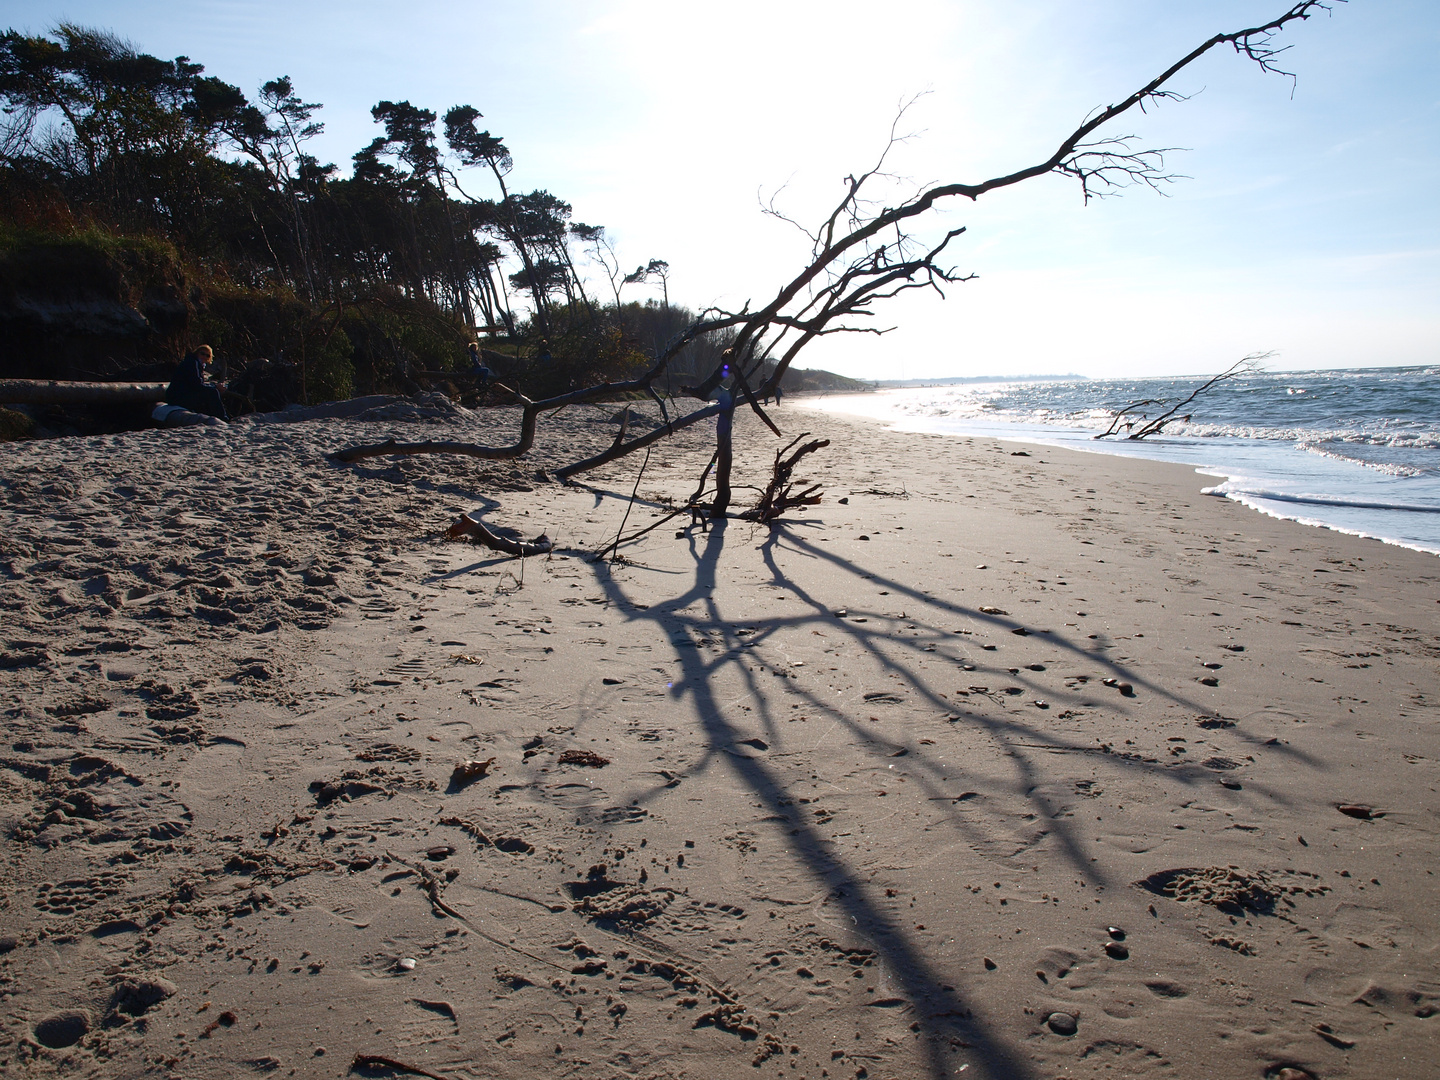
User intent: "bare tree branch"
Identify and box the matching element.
[1096,353,1273,440]
[331,3,1336,519]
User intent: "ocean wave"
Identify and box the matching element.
[1204,485,1440,514]
[1171,422,1440,446]
[907,409,1440,449]
[888,368,1440,448]
[1297,441,1427,477]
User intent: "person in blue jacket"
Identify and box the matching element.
[467,341,493,386]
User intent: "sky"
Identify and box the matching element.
[4,0,1437,380]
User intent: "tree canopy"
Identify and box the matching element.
[0,22,674,400]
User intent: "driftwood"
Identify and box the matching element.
[331,378,718,478]
[0,379,166,406]
[445,512,553,556]
[1095,354,1269,440]
[335,436,530,463]
[746,434,830,522]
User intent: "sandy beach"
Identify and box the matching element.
[1,398,1437,1080]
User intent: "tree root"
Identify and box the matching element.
[744,434,829,522]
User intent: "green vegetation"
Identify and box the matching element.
[0,23,695,406]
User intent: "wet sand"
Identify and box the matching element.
[1,397,1437,1079]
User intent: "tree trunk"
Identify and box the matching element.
[0,380,167,406]
[711,389,735,517]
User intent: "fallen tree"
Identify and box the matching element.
[0,380,167,406]
[333,3,1338,532]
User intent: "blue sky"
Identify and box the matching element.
[5,1,1436,378]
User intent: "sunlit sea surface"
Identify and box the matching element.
[793,366,1440,556]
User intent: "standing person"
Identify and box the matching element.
[164,345,228,421]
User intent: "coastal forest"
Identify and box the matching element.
[0,24,770,414]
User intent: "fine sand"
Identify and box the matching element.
[1,397,1437,1080]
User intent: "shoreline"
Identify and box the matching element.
[2,403,1437,1078]
[797,387,1440,558]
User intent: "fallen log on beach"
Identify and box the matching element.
[0,380,167,406]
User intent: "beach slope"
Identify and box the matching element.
[1,403,1436,1079]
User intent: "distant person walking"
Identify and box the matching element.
[164,344,228,421]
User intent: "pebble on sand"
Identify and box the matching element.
[1046,1012,1077,1036]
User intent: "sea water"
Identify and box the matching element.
[794,366,1440,557]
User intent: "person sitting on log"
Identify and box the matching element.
[467,341,493,387]
[163,345,228,421]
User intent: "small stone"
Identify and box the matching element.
[1104,942,1130,960]
[983,957,997,971]
[397,957,416,971]
[0,934,17,954]
[34,1010,91,1048]
[1046,1011,1077,1036]
[1107,926,1126,940]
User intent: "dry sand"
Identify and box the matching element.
[1,397,1437,1080]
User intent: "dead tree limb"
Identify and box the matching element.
[1095,353,1270,440]
[554,403,722,480]
[330,3,1333,515]
[603,446,651,562]
[445,512,553,556]
[1094,399,1168,439]
[591,502,697,562]
[746,434,831,522]
[334,436,530,463]
[689,450,718,506]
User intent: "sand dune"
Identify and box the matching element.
[1,400,1436,1079]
